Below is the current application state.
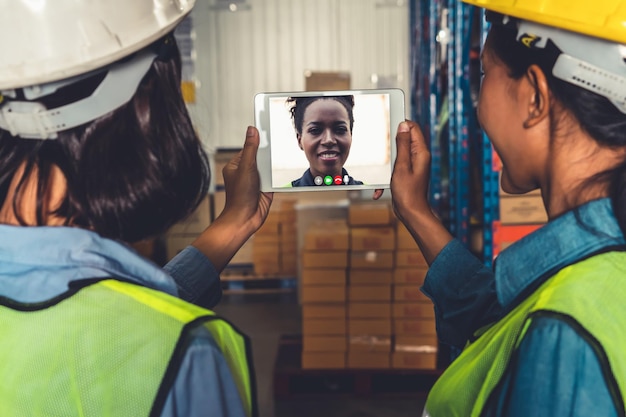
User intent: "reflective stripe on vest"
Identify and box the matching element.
[424,251,626,417]
[0,279,256,417]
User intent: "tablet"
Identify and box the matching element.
[254,88,405,192]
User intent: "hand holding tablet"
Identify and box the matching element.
[254,89,405,192]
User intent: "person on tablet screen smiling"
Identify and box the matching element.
[287,95,363,187]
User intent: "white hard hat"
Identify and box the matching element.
[0,0,195,90]
[0,0,195,139]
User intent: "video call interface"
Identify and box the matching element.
[267,93,393,188]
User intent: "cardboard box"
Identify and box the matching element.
[348,285,391,302]
[165,235,195,261]
[303,335,347,352]
[499,195,548,225]
[301,285,346,304]
[392,302,435,319]
[348,302,391,319]
[350,227,396,251]
[253,259,281,275]
[348,336,392,352]
[212,150,240,187]
[349,269,393,285]
[348,352,390,368]
[255,218,280,236]
[350,251,394,269]
[302,304,346,319]
[253,237,280,274]
[305,71,351,91]
[303,220,350,250]
[393,267,428,284]
[281,222,298,238]
[395,222,419,249]
[393,319,437,336]
[168,195,211,234]
[252,235,280,250]
[280,252,298,275]
[302,251,349,268]
[395,249,427,267]
[212,190,226,219]
[302,318,346,335]
[348,319,392,336]
[302,352,346,369]
[391,352,437,370]
[393,284,430,302]
[348,202,394,226]
[493,221,544,257]
[229,236,254,265]
[301,268,347,286]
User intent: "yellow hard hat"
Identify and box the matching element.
[461,0,626,45]
[463,0,626,113]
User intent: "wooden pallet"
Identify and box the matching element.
[273,335,442,400]
[221,264,297,293]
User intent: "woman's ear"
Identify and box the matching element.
[523,64,550,129]
[297,133,304,150]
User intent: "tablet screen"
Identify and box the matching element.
[255,89,404,192]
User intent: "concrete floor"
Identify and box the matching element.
[214,292,427,417]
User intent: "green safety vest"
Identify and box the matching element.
[424,251,626,417]
[0,278,256,417]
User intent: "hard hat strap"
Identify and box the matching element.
[0,49,157,139]
[553,54,626,113]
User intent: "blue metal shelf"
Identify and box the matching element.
[409,0,498,265]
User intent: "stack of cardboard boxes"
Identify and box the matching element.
[277,198,299,277]
[495,165,548,257]
[392,222,438,369]
[346,202,395,369]
[164,195,211,261]
[252,198,298,276]
[301,220,350,369]
[300,201,438,370]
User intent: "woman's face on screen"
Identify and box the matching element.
[297,98,352,178]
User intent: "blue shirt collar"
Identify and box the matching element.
[495,198,625,308]
[0,225,178,303]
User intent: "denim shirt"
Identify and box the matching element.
[0,225,246,417]
[423,198,624,416]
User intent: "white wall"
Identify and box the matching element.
[187,0,411,151]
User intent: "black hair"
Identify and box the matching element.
[287,95,355,134]
[486,12,626,233]
[0,36,210,243]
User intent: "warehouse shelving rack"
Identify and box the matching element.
[410,0,499,266]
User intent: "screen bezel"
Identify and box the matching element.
[254,88,405,193]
